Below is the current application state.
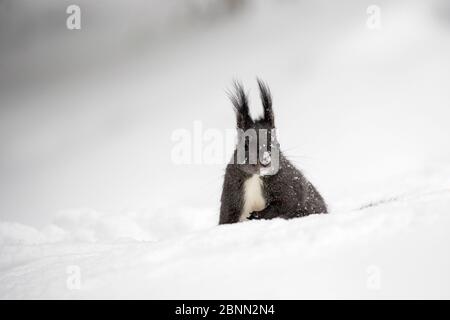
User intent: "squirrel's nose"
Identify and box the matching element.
[260,151,271,167]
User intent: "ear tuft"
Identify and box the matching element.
[256,78,274,127]
[227,81,253,129]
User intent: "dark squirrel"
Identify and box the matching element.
[219,80,327,224]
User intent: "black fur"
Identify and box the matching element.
[257,78,274,127]
[227,81,253,129]
[219,80,327,224]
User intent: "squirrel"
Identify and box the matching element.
[219,79,327,224]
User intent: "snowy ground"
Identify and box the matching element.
[1,166,450,299]
[1,0,450,299]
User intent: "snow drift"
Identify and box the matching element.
[1,165,449,299]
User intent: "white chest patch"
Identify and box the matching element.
[239,174,266,221]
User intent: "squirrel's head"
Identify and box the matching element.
[228,79,280,176]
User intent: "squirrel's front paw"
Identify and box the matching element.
[247,211,262,220]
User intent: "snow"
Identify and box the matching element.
[1,0,450,299]
[1,166,449,299]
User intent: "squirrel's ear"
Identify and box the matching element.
[257,78,274,127]
[228,81,253,129]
